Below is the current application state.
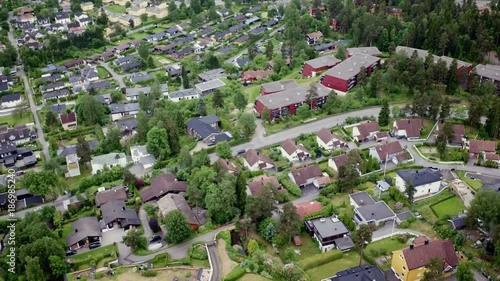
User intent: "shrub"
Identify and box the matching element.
[94,272,104,279]
[223,266,247,281]
[299,250,343,270]
[278,176,301,196]
[141,270,158,277]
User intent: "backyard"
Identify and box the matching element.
[413,189,457,222]
[430,196,465,219]
[0,112,34,126]
[364,237,409,270]
[304,251,359,281]
[70,244,119,270]
[105,5,126,13]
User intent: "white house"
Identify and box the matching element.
[392,119,423,139]
[110,103,140,121]
[352,121,380,142]
[91,153,129,175]
[316,128,346,151]
[1,93,23,108]
[349,191,395,225]
[369,141,407,164]
[395,168,443,198]
[242,149,275,171]
[130,145,156,170]
[279,139,311,162]
[66,153,81,178]
[168,89,200,102]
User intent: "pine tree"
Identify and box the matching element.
[446,59,459,95]
[196,98,207,116]
[378,99,390,126]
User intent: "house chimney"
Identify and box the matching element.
[75,228,78,232]
[122,206,125,211]
[424,240,429,245]
[410,244,414,250]
[360,199,364,205]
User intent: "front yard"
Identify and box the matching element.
[417,145,466,162]
[456,170,483,191]
[430,196,465,219]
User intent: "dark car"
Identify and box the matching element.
[89,242,101,249]
[66,250,77,256]
[236,149,246,155]
[207,141,216,147]
[149,235,162,243]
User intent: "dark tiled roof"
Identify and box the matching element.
[1,93,21,103]
[396,168,442,187]
[100,200,140,226]
[403,239,458,270]
[247,175,281,195]
[140,174,187,202]
[290,164,322,186]
[330,265,385,281]
[66,217,102,246]
[186,115,220,139]
[94,186,127,207]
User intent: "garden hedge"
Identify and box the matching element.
[299,250,343,271]
[222,266,247,281]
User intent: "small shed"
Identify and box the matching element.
[293,235,303,246]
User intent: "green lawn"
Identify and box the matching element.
[96,66,110,79]
[129,32,149,40]
[413,189,456,222]
[105,5,126,13]
[457,170,483,191]
[430,196,465,219]
[305,251,359,281]
[420,119,436,138]
[71,244,118,262]
[238,274,272,281]
[0,113,34,126]
[243,84,261,105]
[364,237,407,270]
[282,234,321,262]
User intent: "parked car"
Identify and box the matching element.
[236,149,246,155]
[89,242,101,249]
[66,250,77,256]
[149,235,162,244]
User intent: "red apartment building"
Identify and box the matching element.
[301,56,341,77]
[321,54,381,92]
[255,83,331,120]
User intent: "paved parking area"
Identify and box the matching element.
[102,228,125,246]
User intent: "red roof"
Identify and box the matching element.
[394,119,423,138]
[402,239,458,271]
[140,174,187,202]
[485,153,500,160]
[317,128,344,144]
[241,70,272,81]
[307,31,323,39]
[437,124,465,145]
[216,158,239,174]
[294,201,323,218]
[372,141,404,159]
[290,165,323,186]
[355,121,380,139]
[60,112,77,124]
[469,140,496,154]
[247,175,281,195]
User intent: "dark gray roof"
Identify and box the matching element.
[110,103,139,114]
[330,265,386,281]
[234,35,249,43]
[129,72,153,83]
[87,80,112,92]
[249,26,266,35]
[198,68,226,82]
[116,118,138,132]
[218,45,235,54]
[0,82,8,91]
[334,236,355,251]
[349,191,375,206]
[122,60,141,72]
[187,115,220,139]
[57,139,99,156]
[356,201,395,222]
[95,93,112,104]
[229,23,245,33]
[1,93,21,103]
[449,217,466,230]
[115,55,136,65]
[66,217,102,246]
[101,200,140,227]
[311,218,349,238]
[236,57,251,68]
[396,211,414,222]
[42,88,71,100]
[396,168,442,187]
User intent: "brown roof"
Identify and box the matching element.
[243,149,274,167]
[63,58,85,68]
[290,165,323,186]
[60,112,77,124]
[372,141,404,159]
[247,175,281,195]
[394,119,422,138]
[66,217,102,246]
[437,124,465,144]
[485,153,500,160]
[294,201,323,218]
[140,173,187,202]
[469,140,496,154]
[317,128,344,144]
[402,239,458,271]
[355,121,380,139]
[216,158,239,174]
[331,154,348,168]
[94,186,128,207]
[157,193,199,225]
[241,70,272,81]
[281,139,310,156]
[375,132,390,139]
[307,31,323,39]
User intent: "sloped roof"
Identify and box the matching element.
[100,200,140,227]
[140,173,187,202]
[294,201,323,218]
[396,168,442,187]
[60,112,77,124]
[354,121,379,139]
[157,193,199,225]
[280,139,310,156]
[247,175,281,195]
[216,158,239,174]
[371,141,404,159]
[394,119,422,138]
[469,140,496,154]
[94,186,127,207]
[242,149,274,167]
[402,239,458,270]
[290,165,322,186]
[317,128,344,144]
[66,217,102,246]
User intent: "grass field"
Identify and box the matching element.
[364,237,407,270]
[305,251,359,281]
[237,274,272,281]
[457,170,483,190]
[96,66,111,79]
[430,196,465,219]
[105,5,126,13]
[71,244,118,262]
[413,189,456,222]
[0,112,34,126]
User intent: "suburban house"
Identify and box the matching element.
[66,217,102,250]
[467,139,497,158]
[327,265,386,281]
[391,237,458,281]
[242,149,275,171]
[350,191,396,225]
[392,119,423,139]
[128,145,156,177]
[168,89,199,102]
[301,56,341,77]
[186,115,232,144]
[316,128,347,151]
[60,112,77,130]
[110,103,140,121]
[352,121,380,142]
[484,152,500,164]
[140,173,187,202]
[288,164,327,188]
[346,47,382,58]
[65,153,81,178]
[157,193,200,230]
[125,84,169,101]
[369,141,407,164]
[100,200,140,231]
[90,153,129,175]
[435,123,465,146]
[116,118,137,137]
[279,139,311,162]
[0,125,37,145]
[295,201,323,218]
[260,80,299,95]
[94,186,128,208]
[194,79,226,96]
[57,140,99,157]
[306,31,323,45]
[305,216,353,252]
[328,153,361,173]
[475,64,500,93]
[321,54,381,92]
[395,168,443,198]
[1,93,23,108]
[241,70,272,83]
[198,68,227,82]
[216,158,240,175]
[246,175,282,196]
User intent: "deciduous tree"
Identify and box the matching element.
[76,135,91,163]
[233,90,247,111]
[456,262,473,281]
[353,224,372,266]
[422,257,444,281]
[122,229,147,253]
[163,210,193,243]
[215,141,232,159]
[206,174,239,224]
[278,202,301,244]
[238,113,256,137]
[76,95,106,126]
[196,98,207,116]
[146,126,170,159]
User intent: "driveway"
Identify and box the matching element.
[450,180,474,207]
[102,228,126,246]
[139,205,155,239]
[207,243,221,281]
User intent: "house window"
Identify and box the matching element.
[402,266,406,271]
[428,189,430,193]
[400,254,403,260]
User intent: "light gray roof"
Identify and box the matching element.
[140,155,156,165]
[129,72,153,83]
[395,46,472,70]
[198,68,226,82]
[475,64,500,81]
[356,201,395,222]
[125,84,168,97]
[195,78,226,93]
[349,191,375,206]
[256,83,331,109]
[261,80,298,93]
[131,145,148,156]
[91,153,126,165]
[324,54,380,80]
[110,103,139,114]
[305,56,341,69]
[169,89,198,99]
[311,218,349,238]
[346,47,382,57]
